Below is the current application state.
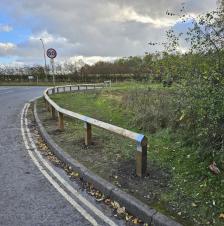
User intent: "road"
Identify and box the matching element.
[0,87,122,226]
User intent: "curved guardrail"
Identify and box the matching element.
[43,83,148,177]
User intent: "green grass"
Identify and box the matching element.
[38,82,224,226]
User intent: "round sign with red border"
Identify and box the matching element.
[46,48,57,59]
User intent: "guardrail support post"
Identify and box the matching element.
[136,137,147,177]
[45,99,50,112]
[51,106,56,119]
[30,101,34,118]
[52,88,55,94]
[84,122,92,145]
[58,112,64,130]
[47,103,51,112]
[44,98,47,109]
[70,86,72,92]
[63,87,66,92]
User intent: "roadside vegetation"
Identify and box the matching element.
[37,80,223,225]
[4,1,224,225]
[35,3,224,225]
[37,3,224,225]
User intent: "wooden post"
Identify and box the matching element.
[86,85,88,90]
[136,137,147,177]
[30,101,34,119]
[44,98,47,110]
[70,86,72,92]
[52,88,55,94]
[63,87,66,92]
[45,100,50,112]
[58,112,64,130]
[51,106,56,119]
[57,87,59,93]
[77,85,80,91]
[84,122,92,146]
[47,102,51,112]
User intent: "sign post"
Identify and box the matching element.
[46,48,57,86]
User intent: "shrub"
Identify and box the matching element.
[176,72,224,161]
[122,88,176,133]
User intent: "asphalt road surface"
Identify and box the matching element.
[0,87,123,226]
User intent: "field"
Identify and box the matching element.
[37,82,224,226]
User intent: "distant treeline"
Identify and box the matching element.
[1,51,222,84]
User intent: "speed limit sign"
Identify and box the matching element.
[46,48,57,59]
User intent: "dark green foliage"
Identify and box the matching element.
[122,88,176,133]
[171,6,224,162]
[175,71,224,161]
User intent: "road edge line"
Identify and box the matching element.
[23,104,117,226]
[34,99,183,226]
[21,103,99,226]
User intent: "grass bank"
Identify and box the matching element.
[37,82,224,226]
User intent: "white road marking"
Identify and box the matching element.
[20,104,99,226]
[28,95,43,103]
[0,87,12,90]
[23,108,117,226]
[0,90,13,95]
[21,103,118,226]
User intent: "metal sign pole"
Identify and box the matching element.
[50,58,55,86]
[46,48,57,87]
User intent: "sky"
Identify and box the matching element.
[0,0,218,66]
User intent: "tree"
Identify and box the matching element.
[166,4,224,160]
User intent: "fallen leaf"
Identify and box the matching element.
[111,201,120,209]
[70,172,79,177]
[219,213,224,219]
[209,161,221,174]
[117,207,125,215]
[132,218,140,224]
[104,198,111,205]
[96,195,105,202]
[125,214,133,221]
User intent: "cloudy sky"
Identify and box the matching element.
[0,0,218,66]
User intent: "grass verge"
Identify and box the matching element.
[36,82,224,226]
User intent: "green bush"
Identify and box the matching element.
[176,72,224,162]
[122,88,176,133]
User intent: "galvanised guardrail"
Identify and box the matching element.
[43,83,148,177]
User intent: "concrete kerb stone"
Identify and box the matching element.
[152,212,182,226]
[33,100,183,226]
[111,188,156,224]
[82,170,115,197]
[34,104,88,178]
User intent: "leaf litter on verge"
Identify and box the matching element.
[31,120,147,225]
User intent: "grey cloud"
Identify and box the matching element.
[0,0,218,65]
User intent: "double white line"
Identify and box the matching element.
[20,103,117,226]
